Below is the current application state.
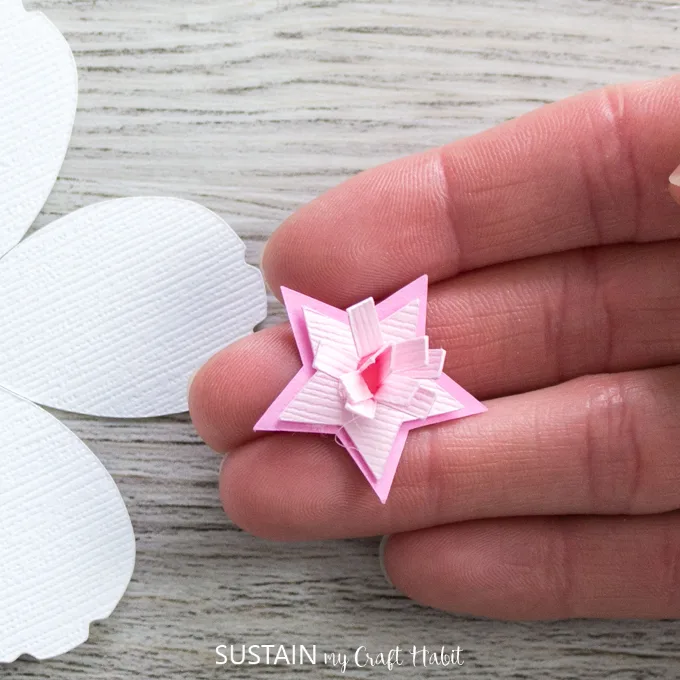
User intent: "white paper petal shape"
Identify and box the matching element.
[426,382,465,416]
[281,372,346,425]
[0,197,267,417]
[0,387,135,662]
[0,0,77,258]
[380,299,420,344]
[303,308,358,367]
[343,404,406,480]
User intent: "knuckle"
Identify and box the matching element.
[544,250,616,384]
[578,84,640,245]
[580,374,643,513]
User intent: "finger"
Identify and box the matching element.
[383,514,680,620]
[263,76,680,307]
[219,366,680,540]
[190,241,680,452]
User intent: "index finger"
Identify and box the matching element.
[263,76,680,307]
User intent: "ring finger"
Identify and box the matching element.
[219,364,680,540]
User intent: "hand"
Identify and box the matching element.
[190,75,680,620]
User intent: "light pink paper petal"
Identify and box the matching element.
[345,398,377,419]
[376,373,420,408]
[399,348,446,379]
[303,307,357,365]
[402,385,437,420]
[343,404,406,480]
[280,372,346,425]
[313,341,356,379]
[376,277,428,343]
[347,297,383,357]
[427,380,465,416]
[380,299,421,343]
[340,370,372,404]
[391,336,429,372]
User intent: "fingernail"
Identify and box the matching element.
[187,367,200,400]
[218,454,227,477]
[378,535,394,588]
[670,165,680,187]
[259,238,269,271]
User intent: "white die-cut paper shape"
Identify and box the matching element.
[0,389,136,662]
[0,0,77,256]
[0,2,267,662]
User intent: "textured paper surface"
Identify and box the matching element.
[256,276,487,502]
[0,0,77,258]
[0,0,268,661]
[0,197,267,418]
[0,387,135,663]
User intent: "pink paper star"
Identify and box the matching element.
[255,276,487,503]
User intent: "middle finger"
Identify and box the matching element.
[191,240,680,453]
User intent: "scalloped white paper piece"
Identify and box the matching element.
[1,0,268,662]
[0,0,77,258]
[0,197,267,417]
[0,387,135,663]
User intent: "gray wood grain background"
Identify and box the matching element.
[6,0,680,677]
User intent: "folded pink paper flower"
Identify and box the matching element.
[255,276,486,503]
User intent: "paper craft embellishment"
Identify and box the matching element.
[0,1,267,663]
[256,276,486,503]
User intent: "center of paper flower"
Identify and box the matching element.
[337,345,395,417]
[358,345,392,395]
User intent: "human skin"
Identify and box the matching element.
[190,75,680,620]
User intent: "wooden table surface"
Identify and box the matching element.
[7,0,680,677]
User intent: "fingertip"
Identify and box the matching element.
[378,531,423,603]
[219,450,286,539]
[380,521,551,619]
[262,218,308,303]
[219,432,383,541]
[188,325,301,454]
[219,447,270,536]
[188,351,232,454]
[260,228,284,301]
[217,435,322,541]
